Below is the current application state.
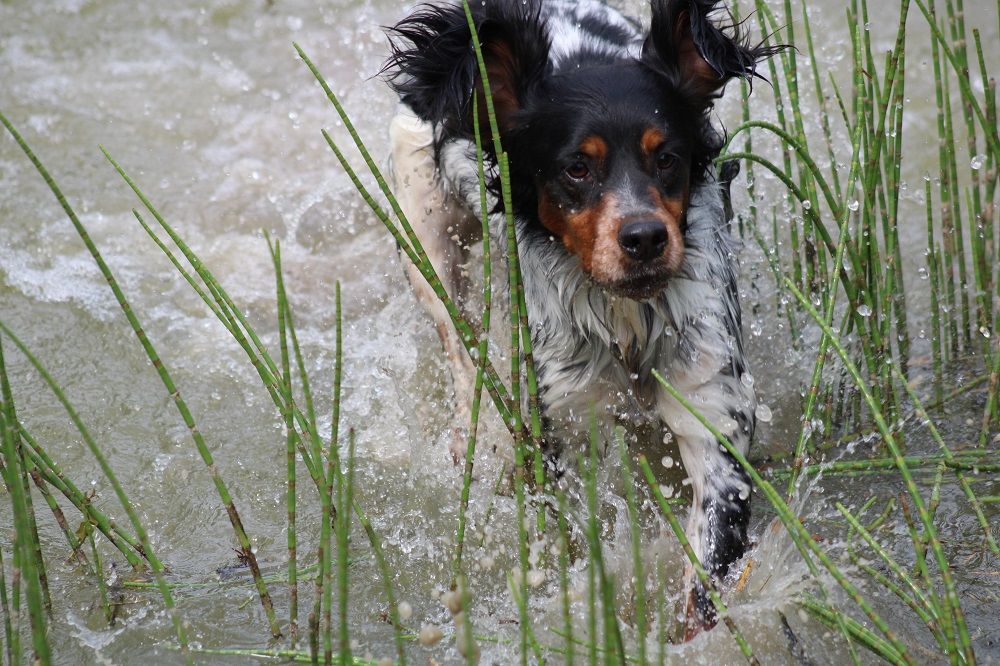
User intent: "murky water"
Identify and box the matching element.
[1,0,998,663]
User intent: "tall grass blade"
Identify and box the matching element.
[0,337,51,665]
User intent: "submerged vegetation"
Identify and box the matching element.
[1,0,998,664]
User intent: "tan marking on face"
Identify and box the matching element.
[539,182,689,288]
[647,185,687,274]
[538,191,625,282]
[578,135,607,163]
[588,195,628,282]
[641,127,667,157]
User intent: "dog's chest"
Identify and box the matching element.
[530,287,679,422]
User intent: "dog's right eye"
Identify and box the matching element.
[565,160,590,181]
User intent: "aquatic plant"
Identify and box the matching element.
[0,0,997,664]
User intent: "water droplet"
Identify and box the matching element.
[527,569,545,588]
[857,304,872,317]
[918,267,929,280]
[740,372,755,388]
[738,486,750,500]
[755,403,773,422]
[661,455,674,468]
[398,601,413,620]
[980,326,991,339]
[971,154,985,170]
[802,199,812,210]
[659,484,674,498]
[419,624,444,646]
[848,199,860,212]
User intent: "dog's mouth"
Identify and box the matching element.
[600,262,674,301]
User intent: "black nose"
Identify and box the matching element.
[618,220,668,262]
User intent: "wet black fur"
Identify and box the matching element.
[384,1,782,206]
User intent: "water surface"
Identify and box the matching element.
[1,0,998,663]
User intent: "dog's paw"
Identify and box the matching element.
[683,584,718,641]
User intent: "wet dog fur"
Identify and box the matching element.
[384,0,782,636]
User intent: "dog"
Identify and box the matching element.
[384,0,780,636]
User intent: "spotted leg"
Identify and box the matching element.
[656,284,756,638]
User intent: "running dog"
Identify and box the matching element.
[385,0,780,635]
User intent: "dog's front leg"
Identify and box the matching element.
[389,109,481,463]
[655,315,755,638]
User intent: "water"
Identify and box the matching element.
[1,0,998,663]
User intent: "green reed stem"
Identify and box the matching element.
[0,323,191,655]
[25,456,87,568]
[972,29,998,345]
[120,167,324,487]
[801,2,843,200]
[926,179,946,401]
[457,3,540,656]
[719,152,870,319]
[0,545,13,666]
[6,418,52,618]
[454,92,493,582]
[615,429,647,665]
[556,490,574,666]
[268,237,300,646]
[928,0,963,356]
[754,0,802,290]
[639,456,758,664]
[582,435,625,665]
[726,121,841,220]
[119,161,406,652]
[799,595,905,664]
[0,339,50,665]
[785,279,973,663]
[842,502,942,653]
[336,430,356,666]
[132,211,224,321]
[0,112,196,658]
[730,1,756,238]
[505,569,546,664]
[879,47,910,378]
[986,335,1000,444]
[294,43,518,435]
[784,0,825,293]
[186,646,378,664]
[784,59,869,494]
[320,283,342,666]
[89,532,115,626]
[318,125,518,442]
[944,37,972,349]
[838,503,943,627]
[892,366,999,555]
[651,368,913,663]
[747,213,799,340]
[18,425,145,567]
[91,146,281,638]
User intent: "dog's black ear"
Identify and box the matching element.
[385,1,549,145]
[642,0,782,105]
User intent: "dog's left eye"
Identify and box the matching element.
[565,160,590,180]
[656,153,678,171]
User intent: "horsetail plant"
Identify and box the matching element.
[1,0,998,662]
[0,110,195,659]
[0,338,50,666]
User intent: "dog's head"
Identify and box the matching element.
[387,0,780,300]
